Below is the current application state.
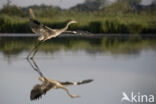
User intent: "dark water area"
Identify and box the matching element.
[0,34,156,104]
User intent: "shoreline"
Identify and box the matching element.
[0,33,156,38]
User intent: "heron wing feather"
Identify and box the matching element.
[30,19,56,37]
[30,83,53,100]
[60,79,93,86]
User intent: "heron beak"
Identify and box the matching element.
[72,20,77,24]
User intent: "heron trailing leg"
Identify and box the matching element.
[31,59,44,77]
[27,58,44,77]
[31,42,42,59]
[27,41,42,59]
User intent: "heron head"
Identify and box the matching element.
[68,20,77,25]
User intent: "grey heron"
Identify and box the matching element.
[27,59,93,100]
[31,77,93,100]
[27,8,77,59]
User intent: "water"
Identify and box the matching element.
[0,35,156,104]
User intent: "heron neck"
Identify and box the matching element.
[64,22,71,31]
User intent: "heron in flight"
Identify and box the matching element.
[27,8,77,59]
[31,77,93,100]
[27,59,93,100]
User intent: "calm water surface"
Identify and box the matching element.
[0,35,156,104]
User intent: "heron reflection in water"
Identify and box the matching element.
[27,59,93,100]
[27,8,77,59]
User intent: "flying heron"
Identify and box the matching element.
[31,76,93,100]
[27,59,93,100]
[27,8,77,59]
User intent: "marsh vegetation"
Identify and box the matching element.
[0,0,156,34]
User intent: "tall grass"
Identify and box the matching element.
[0,12,156,34]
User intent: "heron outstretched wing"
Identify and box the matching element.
[60,79,93,86]
[30,18,56,36]
[30,83,54,100]
[29,8,35,19]
[29,8,56,37]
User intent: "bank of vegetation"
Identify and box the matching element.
[0,0,156,34]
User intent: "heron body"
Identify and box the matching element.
[31,76,93,100]
[27,8,77,59]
